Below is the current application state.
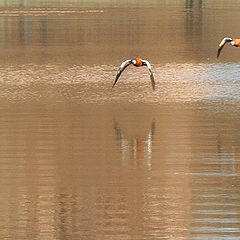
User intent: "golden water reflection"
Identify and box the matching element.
[1,103,240,239]
[0,3,240,66]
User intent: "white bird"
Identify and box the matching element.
[112,58,155,90]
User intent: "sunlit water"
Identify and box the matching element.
[1,1,240,240]
[1,62,240,105]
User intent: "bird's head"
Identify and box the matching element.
[131,59,137,65]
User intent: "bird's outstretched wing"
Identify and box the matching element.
[112,60,132,88]
[142,60,155,90]
[217,37,232,59]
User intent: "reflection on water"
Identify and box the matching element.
[2,103,240,239]
[1,1,240,240]
[0,0,239,9]
[114,119,155,168]
[0,1,240,66]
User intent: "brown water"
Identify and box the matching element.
[1,1,240,240]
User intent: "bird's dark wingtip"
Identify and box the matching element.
[217,45,225,60]
[112,75,119,88]
[150,74,155,90]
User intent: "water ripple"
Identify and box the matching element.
[0,8,104,16]
[0,62,240,106]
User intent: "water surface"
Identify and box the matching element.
[1,1,240,240]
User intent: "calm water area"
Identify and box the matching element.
[1,0,240,239]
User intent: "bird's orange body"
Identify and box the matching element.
[132,58,143,67]
[232,39,240,47]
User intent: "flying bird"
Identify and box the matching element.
[112,58,155,90]
[217,37,240,59]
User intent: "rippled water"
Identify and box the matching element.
[1,1,240,240]
[1,62,240,106]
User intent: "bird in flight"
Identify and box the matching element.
[217,37,240,59]
[112,58,155,90]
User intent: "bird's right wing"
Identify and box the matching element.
[112,60,132,88]
[142,60,155,90]
[217,37,232,59]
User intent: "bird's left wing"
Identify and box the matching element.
[142,60,155,90]
[112,59,132,88]
[217,37,232,59]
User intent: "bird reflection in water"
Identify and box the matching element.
[114,119,156,168]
